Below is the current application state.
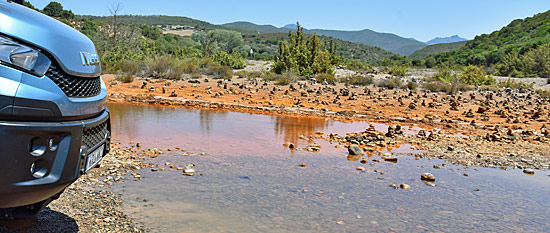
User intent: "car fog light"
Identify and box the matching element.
[29,137,46,157]
[30,160,47,178]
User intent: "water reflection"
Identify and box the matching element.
[272,115,331,143]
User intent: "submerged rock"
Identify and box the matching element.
[523,168,535,175]
[348,144,363,155]
[421,173,436,181]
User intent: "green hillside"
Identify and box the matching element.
[223,22,426,55]
[410,41,468,60]
[223,22,286,33]
[431,10,550,77]
[82,15,218,30]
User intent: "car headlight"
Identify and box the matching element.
[0,35,51,76]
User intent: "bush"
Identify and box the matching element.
[379,77,402,89]
[214,50,246,69]
[348,75,373,86]
[206,65,233,79]
[315,73,337,84]
[276,72,299,85]
[423,80,473,94]
[117,60,141,75]
[235,70,249,79]
[388,65,408,77]
[146,56,184,79]
[116,73,134,83]
[182,60,200,74]
[405,81,418,91]
[432,66,455,83]
[459,65,495,85]
[537,89,550,99]
[497,79,533,89]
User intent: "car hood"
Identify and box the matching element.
[0,1,100,77]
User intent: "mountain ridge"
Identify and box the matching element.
[426,35,467,45]
[222,21,427,55]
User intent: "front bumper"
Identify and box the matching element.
[0,109,110,209]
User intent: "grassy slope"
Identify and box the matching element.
[432,10,550,66]
[409,41,468,60]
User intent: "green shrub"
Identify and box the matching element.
[423,81,451,93]
[537,89,550,99]
[117,60,141,75]
[389,65,408,77]
[146,56,184,80]
[182,60,200,74]
[214,50,246,69]
[116,73,134,83]
[276,72,299,85]
[423,80,473,94]
[249,71,265,80]
[235,70,249,79]
[263,72,279,82]
[432,66,455,83]
[497,79,533,89]
[206,65,233,79]
[380,77,402,89]
[459,65,495,85]
[315,73,337,84]
[348,75,373,86]
[405,81,418,91]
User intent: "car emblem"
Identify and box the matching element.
[80,52,100,66]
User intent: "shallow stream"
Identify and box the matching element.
[109,103,550,232]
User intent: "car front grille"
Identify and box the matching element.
[82,121,108,149]
[46,65,101,98]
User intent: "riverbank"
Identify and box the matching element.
[104,73,550,170]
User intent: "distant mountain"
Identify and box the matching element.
[222,21,284,33]
[283,24,298,29]
[426,35,467,45]
[223,21,427,55]
[409,41,468,60]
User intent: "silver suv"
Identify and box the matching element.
[0,0,110,219]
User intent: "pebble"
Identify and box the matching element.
[400,183,411,190]
[299,163,306,167]
[389,183,399,189]
[421,173,436,181]
[523,169,535,175]
[348,144,362,155]
[356,167,366,172]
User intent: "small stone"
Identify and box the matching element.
[136,142,142,147]
[360,159,368,164]
[183,167,195,176]
[299,163,306,167]
[389,183,398,189]
[421,173,436,181]
[348,144,362,155]
[400,183,411,190]
[151,168,158,172]
[356,167,366,172]
[336,221,345,225]
[523,169,535,175]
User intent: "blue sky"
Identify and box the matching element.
[29,0,549,42]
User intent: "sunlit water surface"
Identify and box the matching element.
[109,103,550,232]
